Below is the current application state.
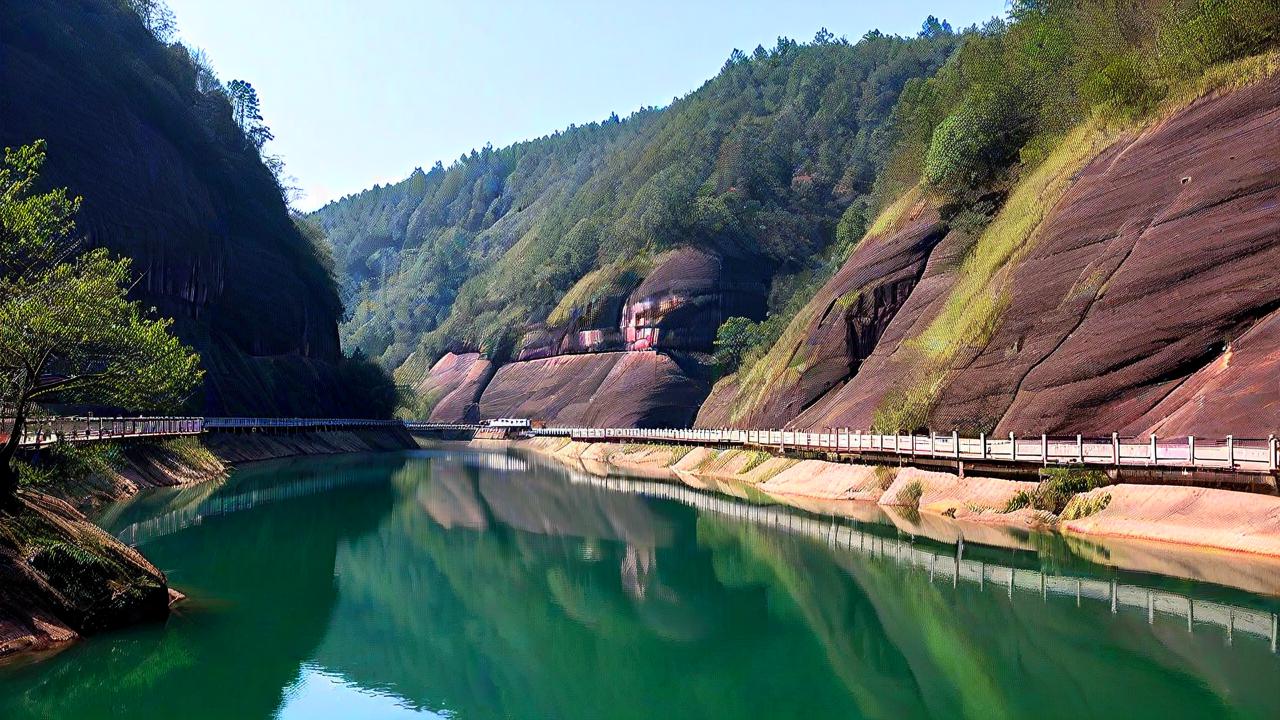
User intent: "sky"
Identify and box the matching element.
[166,0,1008,211]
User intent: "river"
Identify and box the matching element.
[1,449,1278,719]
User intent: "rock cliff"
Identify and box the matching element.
[698,75,1280,436]
[1,0,350,415]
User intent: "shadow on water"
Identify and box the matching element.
[0,448,1277,719]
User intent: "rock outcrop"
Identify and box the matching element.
[932,76,1280,435]
[1,0,349,415]
[621,248,768,352]
[0,493,171,659]
[700,75,1280,437]
[479,352,709,427]
[419,353,496,423]
[697,201,951,428]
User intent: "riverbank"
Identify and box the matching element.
[0,492,172,660]
[0,426,418,662]
[39,426,419,512]
[510,437,1280,594]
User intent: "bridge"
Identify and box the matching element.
[5,415,1280,484]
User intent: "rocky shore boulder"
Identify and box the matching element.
[0,493,170,660]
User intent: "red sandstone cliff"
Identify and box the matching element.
[699,75,1280,436]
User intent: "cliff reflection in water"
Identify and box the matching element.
[0,449,1277,720]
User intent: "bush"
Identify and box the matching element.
[1002,467,1111,515]
[923,89,1027,197]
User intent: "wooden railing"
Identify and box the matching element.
[539,427,1280,475]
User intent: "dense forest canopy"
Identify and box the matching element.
[314,22,964,378]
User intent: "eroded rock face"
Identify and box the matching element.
[418,353,496,423]
[932,76,1280,435]
[479,352,708,427]
[622,249,768,352]
[707,77,1280,437]
[696,204,949,428]
[791,224,970,430]
[2,1,346,415]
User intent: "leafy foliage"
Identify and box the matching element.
[883,0,1280,212]
[0,142,202,496]
[714,317,766,373]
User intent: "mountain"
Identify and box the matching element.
[1,0,392,417]
[321,1,1280,432]
[314,28,960,421]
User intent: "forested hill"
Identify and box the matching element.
[2,0,395,416]
[313,24,962,382]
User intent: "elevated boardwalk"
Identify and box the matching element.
[546,427,1280,489]
[5,415,1278,487]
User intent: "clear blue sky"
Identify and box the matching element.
[167,0,1007,210]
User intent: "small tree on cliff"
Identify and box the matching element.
[0,141,202,502]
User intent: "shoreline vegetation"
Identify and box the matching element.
[499,436,1280,595]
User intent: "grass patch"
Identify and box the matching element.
[1061,491,1112,521]
[895,479,924,510]
[873,465,898,491]
[1003,467,1111,515]
[546,255,651,327]
[739,450,773,475]
[866,184,925,238]
[754,458,797,483]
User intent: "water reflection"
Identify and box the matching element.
[0,450,1276,720]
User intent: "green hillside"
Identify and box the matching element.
[313,25,962,380]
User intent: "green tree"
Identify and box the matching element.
[226,79,274,149]
[714,317,762,373]
[0,142,202,501]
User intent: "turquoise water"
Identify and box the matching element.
[1,450,1278,719]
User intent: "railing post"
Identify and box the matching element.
[1009,432,1016,461]
[1112,432,1119,467]
[1227,435,1234,469]
[1041,433,1048,466]
[1270,435,1277,472]
[953,430,960,460]
[1150,434,1158,465]
[980,432,987,460]
[1077,434,1084,463]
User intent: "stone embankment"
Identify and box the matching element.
[513,437,1280,593]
